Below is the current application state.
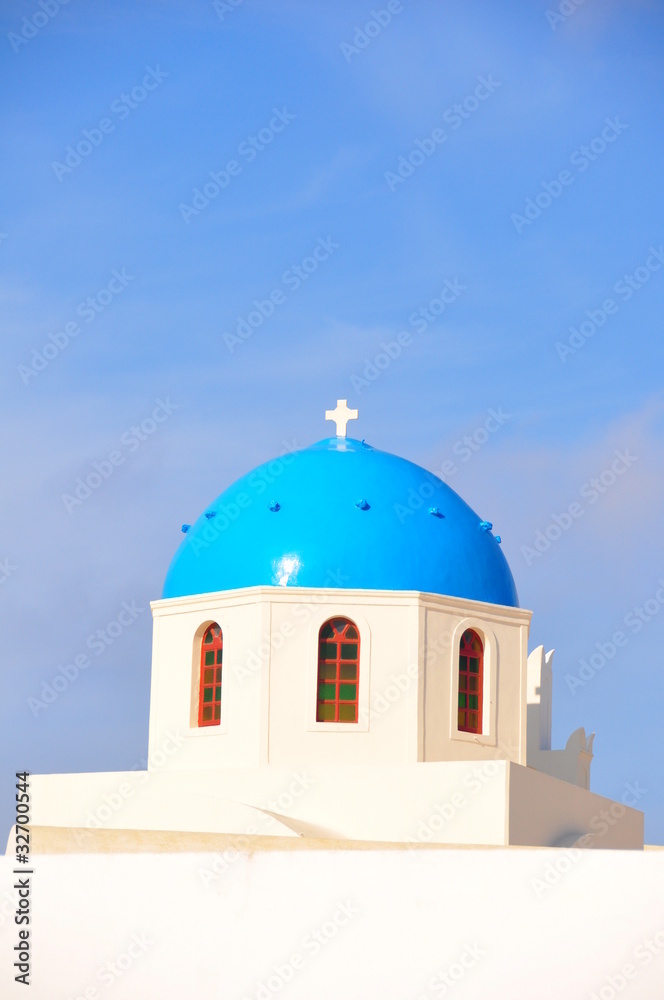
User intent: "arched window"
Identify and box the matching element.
[316,618,359,723]
[198,623,223,727]
[458,629,483,734]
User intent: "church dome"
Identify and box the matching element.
[163,434,519,607]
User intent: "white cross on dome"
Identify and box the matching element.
[325,399,359,437]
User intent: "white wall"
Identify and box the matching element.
[422,596,531,764]
[266,593,421,767]
[28,762,643,848]
[2,845,661,999]
[148,586,532,772]
[148,592,269,769]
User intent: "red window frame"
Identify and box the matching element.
[458,629,483,734]
[316,618,360,723]
[198,623,223,727]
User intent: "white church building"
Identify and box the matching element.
[27,401,643,849]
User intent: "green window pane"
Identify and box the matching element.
[318,662,337,681]
[318,683,336,701]
[317,702,336,722]
[204,650,215,666]
[458,693,466,708]
[340,643,358,660]
[339,664,357,681]
[339,683,356,701]
[345,625,358,640]
[215,685,221,701]
[203,688,213,704]
[469,658,479,673]
[338,704,357,722]
[320,623,335,639]
[216,649,223,665]
[319,642,337,660]
[469,695,478,710]
[204,632,213,644]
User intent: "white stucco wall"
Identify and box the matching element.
[2,845,662,999]
[28,762,643,848]
[148,592,269,769]
[148,586,531,773]
[265,594,421,767]
[422,596,530,763]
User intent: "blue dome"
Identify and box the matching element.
[163,437,518,607]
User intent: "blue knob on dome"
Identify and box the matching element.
[355,499,370,510]
[495,535,502,544]
[268,500,281,512]
[429,507,445,518]
[479,520,493,531]
[181,524,191,533]
[205,511,216,519]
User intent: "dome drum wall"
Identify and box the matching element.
[163,437,519,608]
[147,585,532,774]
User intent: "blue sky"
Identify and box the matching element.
[1,0,663,842]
